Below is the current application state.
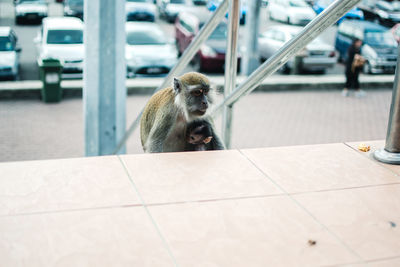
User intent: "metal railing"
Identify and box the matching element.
[114,0,400,164]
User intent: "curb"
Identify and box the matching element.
[0,74,395,99]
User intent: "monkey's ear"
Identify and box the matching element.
[173,78,182,94]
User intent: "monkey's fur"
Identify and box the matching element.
[140,72,225,153]
[185,119,223,151]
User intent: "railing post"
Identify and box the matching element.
[222,0,240,149]
[374,43,400,164]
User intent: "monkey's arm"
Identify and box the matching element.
[145,113,175,153]
[205,117,225,150]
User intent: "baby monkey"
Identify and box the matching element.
[185,119,216,151]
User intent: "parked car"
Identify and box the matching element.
[359,0,400,27]
[126,0,156,22]
[0,27,21,80]
[206,0,247,25]
[258,25,337,74]
[268,0,316,26]
[14,0,48,24]
[313,0,363,24]
[335,20,397,74]
[391,23,400,43]
[63,0,83,20]
[34,17,84,78]
[158,0,193,23]
[125,22,178,77]
[175,11,241,72]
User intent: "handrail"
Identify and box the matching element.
[211,0,361,116]
[113,0,229,154]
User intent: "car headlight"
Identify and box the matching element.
[201,45,217,57]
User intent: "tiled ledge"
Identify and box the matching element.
[0,141,399,266]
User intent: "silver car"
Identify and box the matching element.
[0,27,21,80]
[259,25,337,74]
[14,0,48,24]
[125,22,178,77]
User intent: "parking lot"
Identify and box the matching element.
[0,0,345,81]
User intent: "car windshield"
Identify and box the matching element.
[126,29,167,45]
[47,30,83,44]
[289,0,308,7]
[208,23,227,40]
[170,0,186,4]
[0,37,14,51]
[364,30,397,46]
[67,0,83,4]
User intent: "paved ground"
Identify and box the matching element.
[0,88,393,163]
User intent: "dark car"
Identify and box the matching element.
[175,11,241,72]
[359,0,400,27]
[335,20,397,74]
[63,0,83,20]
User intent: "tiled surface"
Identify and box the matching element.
[346,140,400,176]
[0,156,140,216]
[148,196,359,267]
[1,141,400,266]
[120,150,283,204]
[294,184,400,261]
[241,143,399,194]
[0,207,175,267]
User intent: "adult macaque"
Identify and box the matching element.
[140,72,225,153]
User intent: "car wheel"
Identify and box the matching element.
[287,16,291,25]
[281,63,291,74]
[363,61,371,74]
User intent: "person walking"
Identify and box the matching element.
[342,38,366,97]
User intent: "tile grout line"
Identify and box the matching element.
[238,149,365,263]
[117,155,179,267]
[343,142,400,178]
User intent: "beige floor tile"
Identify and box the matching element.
[241,143,399,194]
[294,184,400,261]
[346,140,400,176]
[148,196,359,267]
[0,156,140,215]
[120,150,283,204]
[340,257,400,267]
[0,207,175,267]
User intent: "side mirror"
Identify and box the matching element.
[15,47,22,53]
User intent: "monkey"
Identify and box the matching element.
[140,72,225,153]
[185,119,219,151]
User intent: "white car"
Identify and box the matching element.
[126,0,156,22]
[14,0,48,24]
[125,22,178,77]
[34,17,84,78]
[258,25,337,73]
[268,0,316,26]
[0,27,21,80]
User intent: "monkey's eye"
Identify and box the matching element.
[192,90,202,96]
[203,88,209,95]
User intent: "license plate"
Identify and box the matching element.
[147,67,162,74]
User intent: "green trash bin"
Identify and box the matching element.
[38,58,63,103]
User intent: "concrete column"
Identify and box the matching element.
[84,0,126,156]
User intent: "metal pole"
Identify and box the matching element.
[222,0,240,149]
[211,0,361,116]
[113,0,229,154]
[374,43,400,164]
[84,0,126,156]
[241,0,261,75]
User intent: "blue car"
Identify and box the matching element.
[313,0,363,24]
[207,0,247,25]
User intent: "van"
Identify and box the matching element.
[335,20,397,74]
[0,27,21,80]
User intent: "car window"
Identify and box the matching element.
[0,36,14,51]
[170,0,186,4]
[365,30,397,46]
[127,29,167,45]
[46,30,83,44]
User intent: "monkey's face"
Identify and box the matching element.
[186,124,213,145]
[186,86,211,116]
